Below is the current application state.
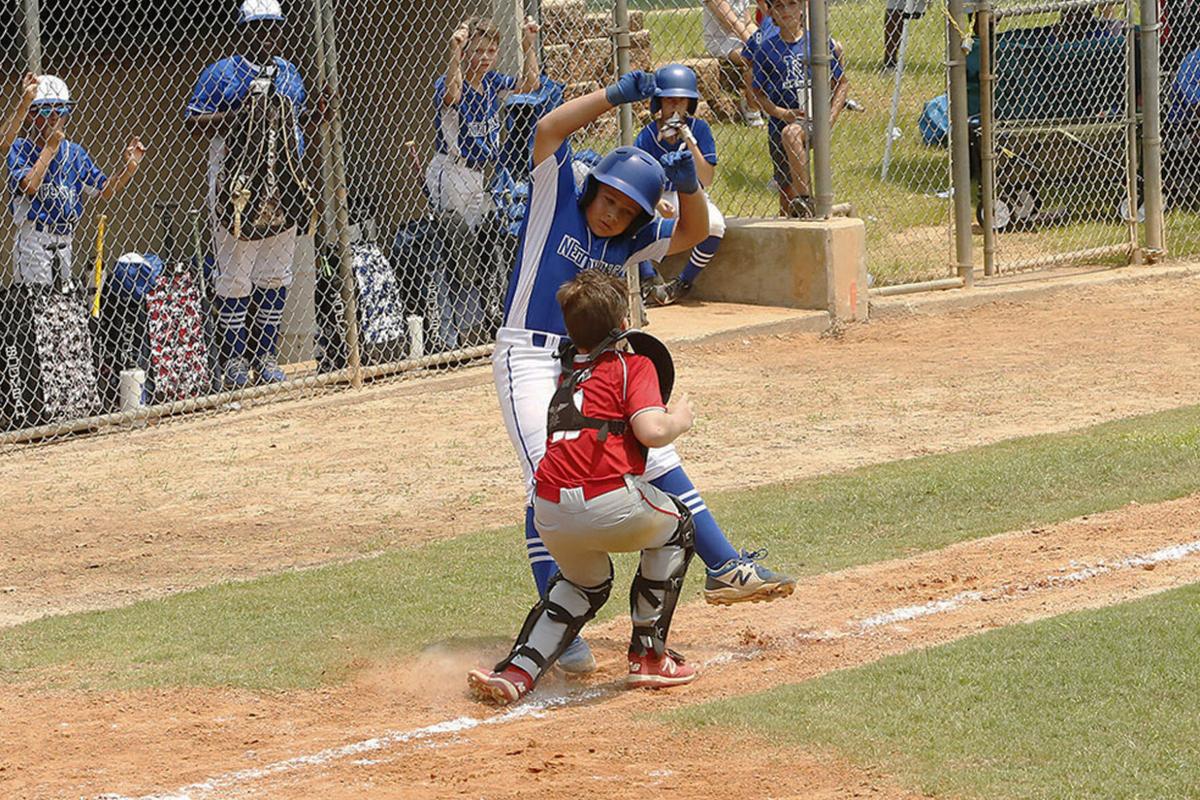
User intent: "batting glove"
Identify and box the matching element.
[661,150,699,194]
[605,70,656,106]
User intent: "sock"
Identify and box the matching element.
[682,235,720,285]
[251,286,287,362]
[651,467,739,569]
[525,505,558,596]
[638,260,656,281]
[215,295,249,364]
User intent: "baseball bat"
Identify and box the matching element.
[90,213,108,318]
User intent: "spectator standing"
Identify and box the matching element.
[702,0,765,126]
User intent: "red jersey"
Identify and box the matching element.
[535,350,666,499]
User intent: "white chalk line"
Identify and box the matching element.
[98,537,1200,800]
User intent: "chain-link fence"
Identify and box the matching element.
[973,0,1139,274]
[0,0,1188,450]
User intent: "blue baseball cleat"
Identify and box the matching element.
[223,356,250,390]
[557,636,597,674]
[256,356,287,385]
[704,549,796,606]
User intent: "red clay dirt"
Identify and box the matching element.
[3,272,1200,627]
[5,494,1200,799]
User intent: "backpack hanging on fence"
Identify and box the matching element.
[94,206,212,408]
[0,281,101,433]
[218,64,316,241]
[315,204,407,374]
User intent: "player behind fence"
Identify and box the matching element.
[184,0,325,389]
[635,64,726,307]
[8,75,145,286]
[493,68,795,675]
[748,0,848,218]
[471,270,699,704]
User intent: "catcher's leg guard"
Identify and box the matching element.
[630,501,696,657]
[496,565,613,683]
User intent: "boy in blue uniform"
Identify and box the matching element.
[748,0,849,217]
[493,69,796,675]
[635,64,726,306]
[184,0,324,388]
[8,75,145,286]
[427,15,541,229]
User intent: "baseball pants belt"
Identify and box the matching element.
[495,327,565,351]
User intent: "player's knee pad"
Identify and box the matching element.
[497,564,613,681]
[629,502,695,657]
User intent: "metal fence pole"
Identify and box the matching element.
[808,0,834,218]
[310,0,334,242]
[947,0,974,286]
[613,0,634,147]
[22,0,42,73]
[1140,0,1165,256]
[978,0,996,276]
[317,0,363,388]
[1123,0,1141,261]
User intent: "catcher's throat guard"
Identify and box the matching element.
[219,64,316,241]
[547,329,675,445]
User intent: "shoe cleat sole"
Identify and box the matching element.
[703,580,796,606]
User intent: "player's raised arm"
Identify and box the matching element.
[661,150,709,256]
[517,16,541,93]
[532,70,657,165]
[1,73,38,157]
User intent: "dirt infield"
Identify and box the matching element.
[4,269,1200,627]
[7,493,1200,799]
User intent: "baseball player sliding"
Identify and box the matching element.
[492,68,795,675]
[184,0,327,388]
[8,75,145,287]
[472,271,699,704]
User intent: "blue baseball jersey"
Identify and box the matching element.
[742,15,780,59]
[502,141,676,336]
[634,118,718,192]
[1170,48,1200,123]
[184,55,308,156]
[434,71,517,169]
[7,139,106,228]
[751,30,844,132]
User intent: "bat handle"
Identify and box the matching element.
[91,213,108,319]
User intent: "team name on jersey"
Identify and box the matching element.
[556,235,625,275]
[36,182,79,211]
[465,116,501,139]
[783,55,812,92]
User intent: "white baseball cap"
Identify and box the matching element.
[31,75,73,107]
[239,0,284,24]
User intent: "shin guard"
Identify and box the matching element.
[630,501,697,657]
[496,565,613,683]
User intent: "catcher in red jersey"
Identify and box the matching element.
[469,270,699,705]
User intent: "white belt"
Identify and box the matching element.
[495,327,565,351]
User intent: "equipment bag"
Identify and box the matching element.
[315,240,407,373]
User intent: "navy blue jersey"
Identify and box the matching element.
[502,141,675,336]
[634,118,718,192]
[742,15,780,59]
[434,71,517,169]
[751,30,844,137]
[8,139,106,228]
[185,55,308,156]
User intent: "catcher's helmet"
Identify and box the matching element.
[650,63,699,115]
[579,146,665,233]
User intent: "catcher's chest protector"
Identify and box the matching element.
[220,65,315,241]
[546,352,628,443]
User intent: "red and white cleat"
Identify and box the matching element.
[626,649,698,689]
[467,666,533,706]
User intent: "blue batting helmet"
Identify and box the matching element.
[651,63,699,115]
[580,146,666,233]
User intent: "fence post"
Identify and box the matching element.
[947,0,974,286]
[808,0,834,218]
[22,0,42,73]
[613,0,634,147]
[1140,0,1165,256]
[977,0,996,276]
[315,0,363,388]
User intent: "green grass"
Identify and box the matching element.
[669,584,1200,799]
[638,2,1200,282]
[4,404,1200,690]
